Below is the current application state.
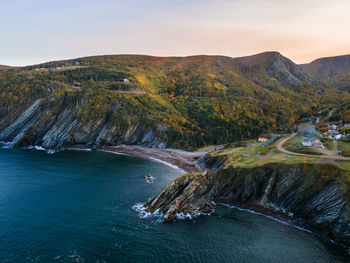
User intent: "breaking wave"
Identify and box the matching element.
[132,203,164,222]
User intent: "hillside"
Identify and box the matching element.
[0,52,349,150]
[0,65,10,70]
[302,54,350,91]
[237,51,311,85]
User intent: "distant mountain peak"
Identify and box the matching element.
[236,51,311,85]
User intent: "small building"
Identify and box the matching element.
[302,141,312,147]
[123,78,130,83]
[309,138,324,148]
[312,140,323,148]
[335,134,342,140]
[330,124,338,130]
[328,130,339,136]
[258,137,268,142]
[302,137,324,148]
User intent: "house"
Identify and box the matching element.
[123,78,130,83]
[330,124,338,130]
[302,141,312,147]
[344,123,350,127]
[328,130,339,136]
[258,137,268,142]
[312,140,323,148]
[309,137,324,148]
[302,137,324,148]
[335,134,342,140]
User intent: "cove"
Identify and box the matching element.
[0,149,348,263]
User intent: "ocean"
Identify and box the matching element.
[0,149,348,263]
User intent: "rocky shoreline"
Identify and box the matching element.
[143,156,350,254]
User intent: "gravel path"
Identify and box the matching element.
[276,133,350,160]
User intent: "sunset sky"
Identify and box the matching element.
[1,0,350,66]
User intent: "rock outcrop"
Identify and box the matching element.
[145,157,350,252]
[0,98,167,149]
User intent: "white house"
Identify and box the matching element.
[330,124,338,130]
[123,79,130,83]
[302,137,324,148]
[302,141,312,147]
[335,134,342,140]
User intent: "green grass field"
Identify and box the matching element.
[322,139,334,151]
[210,143,318,169]
[284,136,322,155]
[338,141,350,157]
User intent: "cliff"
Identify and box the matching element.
[0,97,167,150]
[145,153,350,252]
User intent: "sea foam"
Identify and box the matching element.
[132,203,164,222]
[219,203,312,234]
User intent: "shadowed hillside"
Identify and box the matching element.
[302,54,350,91]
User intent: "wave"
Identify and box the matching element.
[218,203,312,234]
[133,203,207,223]
[132,203,164,222]
[147,157,185,173]
[0,141,13,149]
[102,149,185,173]
[0,141,58,154]
[100,150,130,156]
[67,147,92,152]
[23,145,56,154]
[175,212,194,220]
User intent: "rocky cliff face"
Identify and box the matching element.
[237,51,311,85]
[0,98,167,150]
[145,156,350,252]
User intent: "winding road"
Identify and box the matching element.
[275,133,350,160]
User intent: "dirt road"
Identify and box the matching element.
[275,133,350,160]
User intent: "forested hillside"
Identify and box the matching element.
[0,52,349,150]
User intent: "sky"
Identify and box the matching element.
[1,0,350,66]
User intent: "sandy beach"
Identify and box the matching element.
[102,145,224,173]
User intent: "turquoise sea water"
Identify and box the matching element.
[0,149,348,263]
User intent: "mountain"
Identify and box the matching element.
[302,54,350,79]
[0,52,349,150]
[0,65,10,70]
[302,54,350,91]
[236,51,311,85]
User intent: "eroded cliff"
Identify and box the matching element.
[0,97,167,149]
[145,154,350,252]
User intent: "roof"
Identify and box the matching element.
[308,137,320,143]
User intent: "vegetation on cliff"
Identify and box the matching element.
[145,142,350,252]
[0,52,349,149]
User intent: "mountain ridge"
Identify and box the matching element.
[0,51,349,150]
[11,51,350,85]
